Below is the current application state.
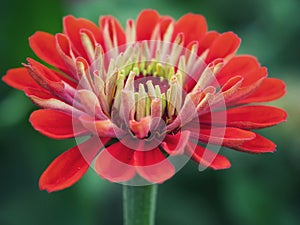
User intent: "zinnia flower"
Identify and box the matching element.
[3,10,286,192]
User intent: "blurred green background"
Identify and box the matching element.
[0,0,299,224]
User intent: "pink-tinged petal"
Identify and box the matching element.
[136,10,160,41]
[161,131,191,155]
[55,34,77,76]
[200,106,287,129]
[2,68,40,91]
[63,15,102,58]
[206,32,241,63]
[25,58,74,103]
[76,89,107,120]
[30,109,88,139]
[100,15,126,47]
[25,87,83,117]
[173,13,207,46]
[186,141,231,170]
[197,31,220,56]
[95,142,136,182]
[129,117,151,139]
[135,148,175,183]
[79,115,117,137]
[197,127,256,148]
[159,16,173,39]
[29,32,69,73]
[237,78,286,103]
[225,77,265,105]
[233,133,276,153]
[39,136,102,192]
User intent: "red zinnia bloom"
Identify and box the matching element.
[3,10,286,192]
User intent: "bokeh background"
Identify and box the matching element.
[0,0,299,224]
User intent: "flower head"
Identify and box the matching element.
[3,10,286,192]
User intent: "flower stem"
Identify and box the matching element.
[123,184,158,225]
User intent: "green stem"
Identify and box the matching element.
[123,184,158,225]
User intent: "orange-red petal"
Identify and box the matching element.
[237,78,286,103]
[136,10,160,41]
[197,127,255,147]
[161,131,190,155]
[197,31,220,56]
[39,136,102,192]
[29,31,69,73]
[233,133,276,153]
[216,55,265,86]
[206,32,240,63]
[135,148,175,183]
[63,15,102,58]
[94,142,136,182]
[30,109,88,139]
[2,68,40,91]
[173,13,207,46]
[100,15,126,47]
[200,105,287,129]
[186,141,231,170]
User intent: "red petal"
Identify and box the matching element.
[200,105,287,129]
[237,78,286,103]
[159,16,173,39]
[197,31,220,56]
[94,142,136,182]
[25,87,83,117]
[136,10,160,41]
[29,32,69,73]
[217,55,264,86]
[79,115,117,137]
[198,127,256,148]
[39,137,101,192]
[186,141,231,170]
[2,68,40,91]
[30,109,88,139]
[25,58,74,102]
[161,131,190,155]
[233,133,276,153]
[63,15,102,58]
[173,13,207,46]
[135,148,175,183]
[100,15,126,47]
[206,32,241,63]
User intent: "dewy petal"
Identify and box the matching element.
[29,31,69,73]
[185,141,231,170]
[237,78,286,103]
[173,13,207,46]
[94,141,136,182]
[39,136,102,192]
[2,68,40,91]
[233,133,276,153]
[205,32,241,63]
[136,10,160,41]
[200,106,287,129]
[135,148,175,183]
[63,15,102,58]
[161,131,191,155]
[197,127,256,148]
[30,109,88,139]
